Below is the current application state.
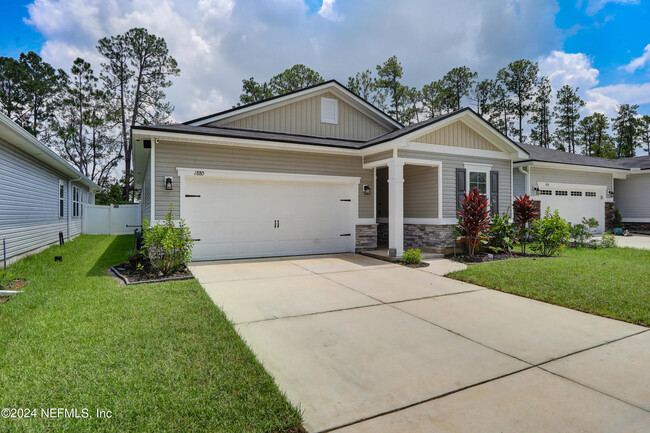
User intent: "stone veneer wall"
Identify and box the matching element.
[377,222,388,246]
[623,221,650,232]
[605,202,616,231]
[404,224,457,250]
[355,224,378,250]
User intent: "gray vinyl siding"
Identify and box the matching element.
[530,167,613,190]
[214,91,391,140]
[154,141,374,220]
[141,156,151,222]
[404,165,438,218]
[614,173,650,220]
[0,138,89,263]
[513,168,527,196]
[364,150,393,164]
[398,150,512,218]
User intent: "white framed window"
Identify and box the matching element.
[555,190,568,196]
[321,97,338,124]
[585,191,597,197]
[463,163,491,198]
[571,191,582,197]
[72,186,80,218]
[539,189,552,196]
[58,180,65,218]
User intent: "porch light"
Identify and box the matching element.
[363,184,371,195]
[608,190,614,197]
[165,176,173,190]
[533,186,540,192]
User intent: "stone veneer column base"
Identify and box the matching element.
[404,224,457,251]
[605,202,616,231]
[623,222,650,232]
[377,222,388,246]
[355,224,378,250]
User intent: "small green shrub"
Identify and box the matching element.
[612,207,623,229]
[142,204,194,276]
[530,208,571,257]
[569,217,600,247]
[402,248,422,264]
[489,212,517,253]
[598,233,617,249]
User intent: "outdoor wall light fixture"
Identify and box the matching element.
[165,176,173,190]
[608,190,614,197]
[533,186,540,192]
[363,185,371,195]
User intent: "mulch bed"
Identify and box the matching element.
[451,251,543,264]
[399,261,430,268]
[111,260,194,285]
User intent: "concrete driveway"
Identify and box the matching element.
[614,234,650,250]
[189,254,650,432]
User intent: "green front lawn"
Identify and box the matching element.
[449,247,650,327]
[0,235,302,433]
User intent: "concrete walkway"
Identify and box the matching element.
[189,254,650,433]
[612,234,650,250]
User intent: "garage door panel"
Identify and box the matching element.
[183,174,356,261]
[537,185,606,233]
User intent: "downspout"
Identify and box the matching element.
[67,176,83,241]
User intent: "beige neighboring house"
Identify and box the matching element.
[132,80,528,261]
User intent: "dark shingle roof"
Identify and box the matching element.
[515,142,650,170]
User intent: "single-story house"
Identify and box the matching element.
[0,113,99,267]
[131,80,650,261]
[514,143,650,232]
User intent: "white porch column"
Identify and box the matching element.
[388,160,404,257]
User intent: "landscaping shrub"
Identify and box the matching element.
[530,208,571,257]
[513,194,539,254]
[612,207,623,230]
[402,248,422,264]
[569,217,600,247]
[489,211,517,254]
[456,187,491,259]
[142,204,194,276]
[599,233,617,249]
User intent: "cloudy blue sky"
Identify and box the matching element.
[1,0,649,123]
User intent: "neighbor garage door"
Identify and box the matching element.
[182,171,358,261]
[536,184,607,233]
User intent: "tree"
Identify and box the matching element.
[612,104,640,157]
[486,80,513,137]
[238,77,273,105]
[471,79,494,117]
[0,56,27,121]
[528,77,552,147]
[497,59,539,143]
[402,86,423,124]
[640,115,650,155]
[553,85,584,153]
[98,28,180,202]
[51,58,120,187]
[347,69,384,107]
[268,64,323,95]
[421,79,454,118]
[95,182,129,205]
[441,66,477,111]
[578,113,614,158]
[375,56,412,124]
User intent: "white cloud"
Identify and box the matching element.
[538,50,599,90]
[590,83,650,107]
[318,0,343,22]
[23,0,561,121]
[585,0,639,15]
[621,43,650,73]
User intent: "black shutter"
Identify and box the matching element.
[490,170,499,215]
[456,168,466,215]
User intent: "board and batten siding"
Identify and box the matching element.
[614,173,650,220]
[154,141,374,220]
[398,150,512,218]
[0,138,88,263]
[530,167,613,190]
[213,92,391,141]
[413,121,502,152]
[141,156,151,222]
[403,165,438,218]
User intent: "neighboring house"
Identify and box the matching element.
[0,113,100,267]
[514,143,650,233]
[132,80,528,260]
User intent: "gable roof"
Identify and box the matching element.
[183,79,403,130]
[0,112,100,191]
[516,142,650,171]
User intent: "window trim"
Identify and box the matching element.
[58,180,65,219]
[320,97,338,124]
[463,162,491,200]
[72,185,81,218]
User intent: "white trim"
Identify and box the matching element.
[510,159,514,217]
[373,167,377,222]
[514,160,629,175]
[378,217,457,225]
[622,218,650,222]
[465,163,491,201]
[150,138,156,222]
[133,129,359,156]
[533,182,607,192]
[356,218,376,225]
[404,142,514,160]
[186,81,401,129]
[463,162,493,170]
[176,167,361,185]
[363,158,393,169]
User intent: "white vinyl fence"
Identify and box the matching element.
[83,204,142,235]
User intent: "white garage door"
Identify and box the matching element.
[182,172,357,261]
[536,184,607,233]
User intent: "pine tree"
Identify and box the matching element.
[612,104,641,157]
[638,115,650,155]
[497,59,539,142]
[528,77,552,147]
[441,66,477,111]
[553,85,584,153]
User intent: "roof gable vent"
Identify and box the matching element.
[321,97,338,124]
